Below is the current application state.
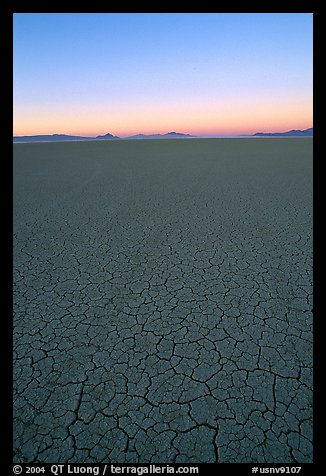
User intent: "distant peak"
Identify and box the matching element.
[123,131,195,140]
[163,132,194,137]
[96,132,120,139]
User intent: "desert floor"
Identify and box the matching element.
[13,138,313,463]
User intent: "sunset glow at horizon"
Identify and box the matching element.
[13,13,313,137]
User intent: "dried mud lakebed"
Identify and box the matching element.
[13,138,313,463]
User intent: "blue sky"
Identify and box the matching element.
[13,13,313,136]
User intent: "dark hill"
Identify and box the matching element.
[253,128,313,137]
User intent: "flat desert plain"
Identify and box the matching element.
[13,138,313,463]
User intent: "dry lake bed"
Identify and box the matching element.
[13,138,313,463]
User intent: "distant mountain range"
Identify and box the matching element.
[13,128,313,143]
[125,132,194,140]
[252,128,313,137]
[13,131,194,143]
[13,133,120,143]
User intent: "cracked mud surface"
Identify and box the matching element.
[13,138,313,463]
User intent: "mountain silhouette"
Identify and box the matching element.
[13,131,194,143]
[125,132,194,140]
[13,134,108,143]
[96,133,120,139]
[253,128,313,137]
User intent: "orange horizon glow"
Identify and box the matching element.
[14,124,313,138]
[13,97,313,137]
[13,125,313,138]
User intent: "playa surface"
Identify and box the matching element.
[13,138,313,463]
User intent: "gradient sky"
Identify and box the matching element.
[13,13,313,137]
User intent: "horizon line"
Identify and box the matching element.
[13,126,313,139]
